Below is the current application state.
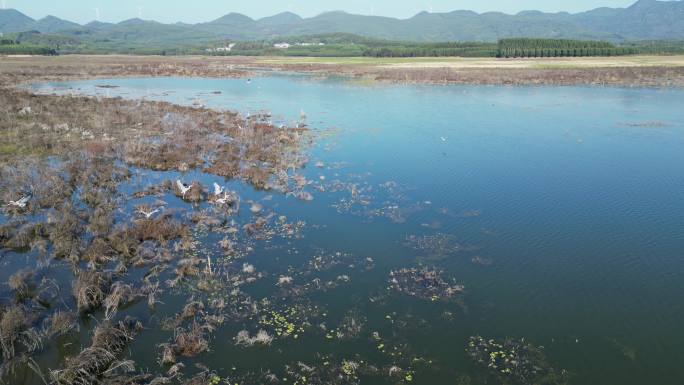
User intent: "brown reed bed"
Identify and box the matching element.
[51,318,141,385]
[0,55,323,385]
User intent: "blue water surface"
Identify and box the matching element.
[30,76,684,385]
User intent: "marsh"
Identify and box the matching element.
[1,69,684,385]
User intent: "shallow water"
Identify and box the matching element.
[26,76,684,384]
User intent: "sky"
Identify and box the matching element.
[2,0,643,24]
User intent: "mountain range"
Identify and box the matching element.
[1,0,683,44]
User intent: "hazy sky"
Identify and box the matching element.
[3,0,642,24]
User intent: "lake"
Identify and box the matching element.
[22,75,684,385]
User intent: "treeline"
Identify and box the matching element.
[206,34,649,58]
[497,38,637,58]
[0,45,57,55]
[362,42,497,58]
[621,40,684,55]
[0,35,58,55]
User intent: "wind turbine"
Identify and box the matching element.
[137,6,143,19]
[94,7,100,21]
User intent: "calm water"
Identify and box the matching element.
[28,76,684,384]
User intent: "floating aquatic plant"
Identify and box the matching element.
[388,268,464,301]
[466,336,568,385]
[403,233,464,261]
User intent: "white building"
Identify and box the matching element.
[208,43,236,53]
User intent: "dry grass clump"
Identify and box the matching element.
[170,321,210,358]
[48,205,85,261]
[132,180,173,198]
[0,305,35,359]
[87,205,115,236]
[51,318,141,385]
[45,310,78,337]
[234,329,274,347]
[8,269,35,299]
[174,182,204,203]
[129,215,188,244]
[124,141,204,172]
[105,215,187,263]
[104,282,140,320]
[72,270,113,314]
[167,258,202,287]
[161,301,205,331]
[158,343,177,366]
[83,237,116,265]
[2,223,45,251]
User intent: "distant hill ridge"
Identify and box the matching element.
[1,0,684,42]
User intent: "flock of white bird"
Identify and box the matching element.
[6,180,239,220]
[133,180,240,220]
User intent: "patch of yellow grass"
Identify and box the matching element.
[254,55,684,69]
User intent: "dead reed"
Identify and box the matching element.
[51,318,141,385]
[72,270,112,314]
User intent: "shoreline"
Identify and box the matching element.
[2,55,684,88]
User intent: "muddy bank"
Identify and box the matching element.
[247,61,684,87]
[3,55,684,87]
[0,55,252,87]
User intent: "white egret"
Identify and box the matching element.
[7,194,31,208]
[176,180,191,198]
[213,182,225,196]
[138,208,159,219]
